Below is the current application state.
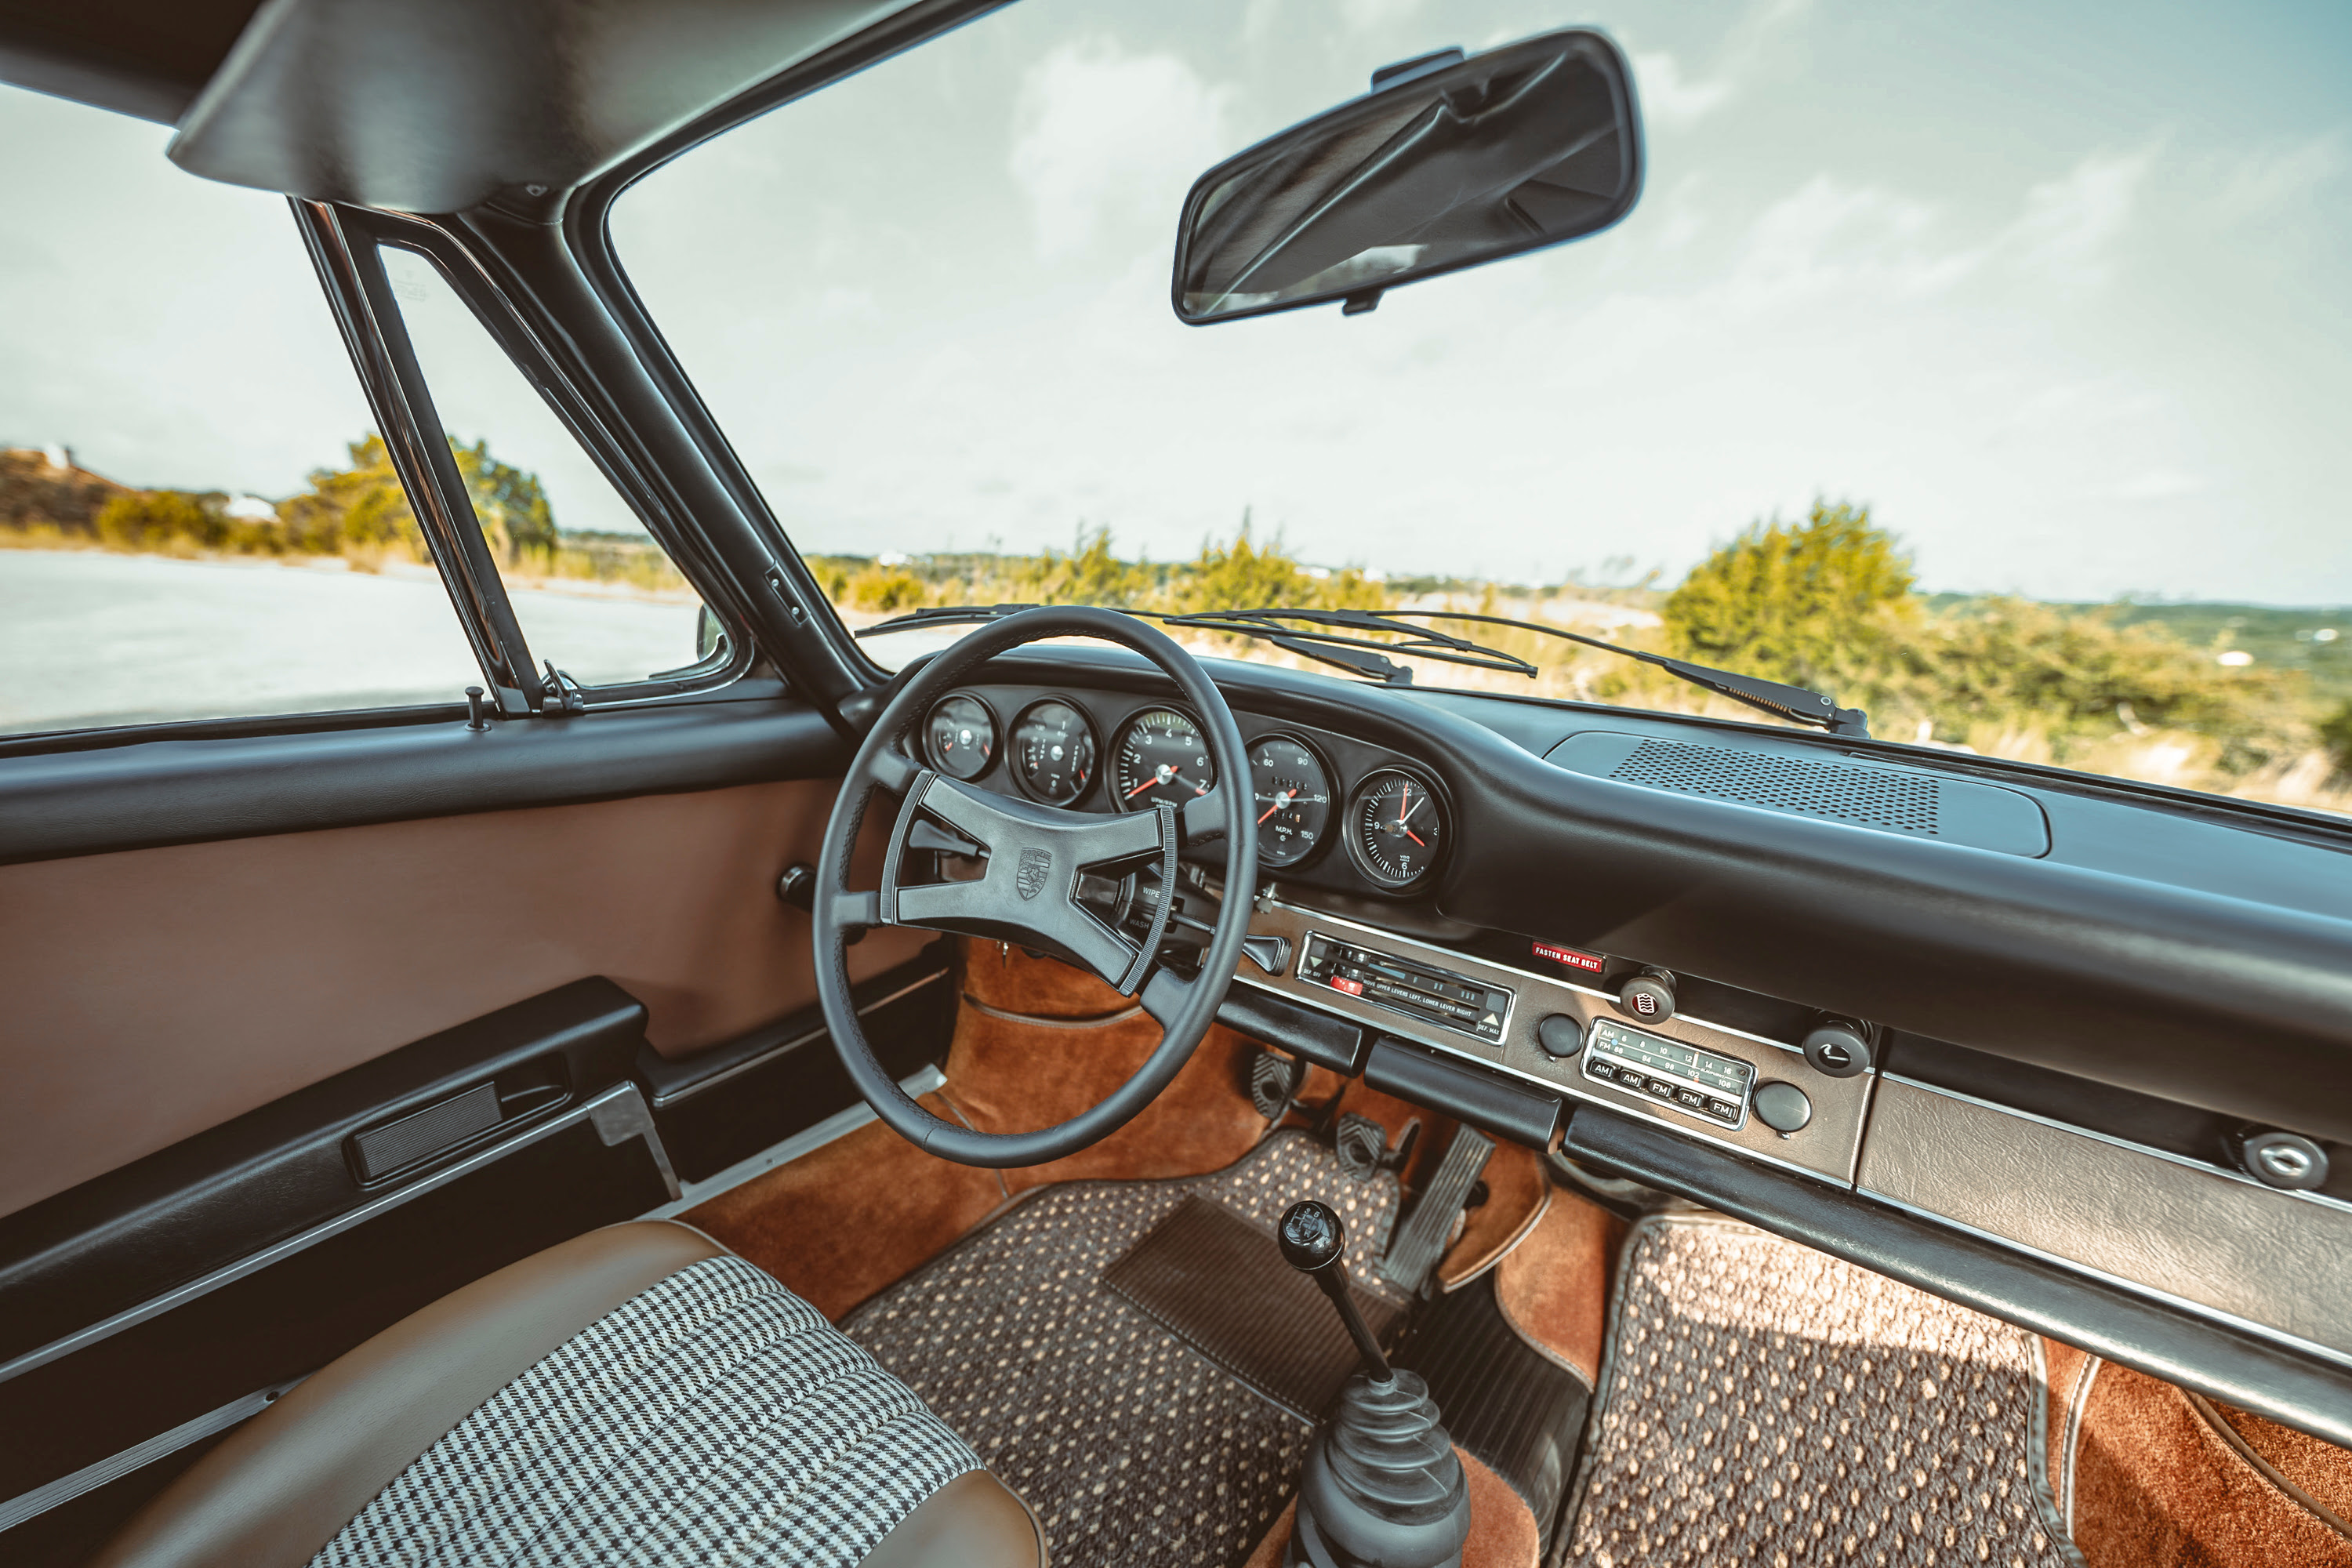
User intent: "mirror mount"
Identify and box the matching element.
[1171,29,1642,326]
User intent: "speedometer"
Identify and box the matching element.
[1112,707,1214,811]
[1248,735,1331,869]
[1346,767,1446,890]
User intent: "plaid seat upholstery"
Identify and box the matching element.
[310,1255,982,1568]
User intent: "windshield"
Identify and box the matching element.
[613,0,2350,814]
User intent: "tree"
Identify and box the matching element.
[94,489,227,550]
[452,438,557,564]
[1662,500,1917,687]
[277,435,419,556]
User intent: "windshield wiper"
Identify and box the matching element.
[855,601,1867,737]
[855,603,1537,685]
[1382,607,1871,738]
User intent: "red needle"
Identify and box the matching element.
[1394,782,1424,844]
[1405,828,1425,846]
[1124,778,1158,798]
[1257,803,1279,823]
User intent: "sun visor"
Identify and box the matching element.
[166,0,908,212]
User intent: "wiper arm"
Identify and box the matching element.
[1388,608,1871,738]
[855,603,1535,685]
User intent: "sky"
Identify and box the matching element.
[3,0,2347,604]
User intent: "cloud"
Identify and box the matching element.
[2214,129,2348,223]
[2005,151,2150,287]
[1009,42,1230,262]
[2094,468,2205,501]
[1632,52,1731,128]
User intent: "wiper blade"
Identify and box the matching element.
[1386,608,1871,738]
[855,602,1535,685]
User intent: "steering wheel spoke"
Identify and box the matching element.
[1180,789,1228,846]
[867,746,921,797]
[1138,966,1195,1027]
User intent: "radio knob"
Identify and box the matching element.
[1802,1019,1874,1078]
[1536,1014,1584,1058]
[1616,969,1676,1023]
[1753,1081,1813,1134]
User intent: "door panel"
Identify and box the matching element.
[0,775,919,1220]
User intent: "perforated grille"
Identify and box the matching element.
[1610,739,1941,835]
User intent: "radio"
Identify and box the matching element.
[1581,1018,1753,1130]
[1298,934,1512,1044]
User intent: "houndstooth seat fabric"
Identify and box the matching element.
[309,1254,984,1568]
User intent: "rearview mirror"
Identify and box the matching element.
[1171,31,1642,324]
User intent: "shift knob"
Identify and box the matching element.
[1281,1200,1345,1272]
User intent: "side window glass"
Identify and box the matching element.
[376,245,709,690]
[0,93,481,738]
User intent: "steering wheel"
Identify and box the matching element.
[814,606,1258,1167]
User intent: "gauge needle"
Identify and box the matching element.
[1394,782,1425,845]
[1125,764,1177,799]
[1258,787,1296,824]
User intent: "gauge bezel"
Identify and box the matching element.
[1343,764,1449,893]
[1006,695,1101,807]
[1108,702,1214,815]
[920,690,1000,782]
[1244,729,1338,871]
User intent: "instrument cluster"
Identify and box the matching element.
[910,686,1450,894]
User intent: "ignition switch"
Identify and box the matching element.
[1802,1018,1875,1078]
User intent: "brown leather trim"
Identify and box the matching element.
[0,778,927,1221]
[92,1221,725,1568]
[858,1470,1048,1568]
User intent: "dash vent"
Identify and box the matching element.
[1608,738,1941,834]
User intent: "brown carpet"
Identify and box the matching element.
[1560,1210,2077,1568]
[844,1131,1407,1568]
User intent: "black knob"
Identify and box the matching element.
[1753,1081,1813,1134]
[1280,1200,1345,1273]
[1802,1019,1873,1078]
[1536,1014,1584,1058]
[1617,969,1675,1023]
[775,863,817,911]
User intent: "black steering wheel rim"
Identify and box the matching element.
[814,606,1258,1167]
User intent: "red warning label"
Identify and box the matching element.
[1532,941,1604,974]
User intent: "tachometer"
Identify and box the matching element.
[1010,699,1097,806]
[1249,735,1331,869]
[923,693,996,781]
[1346,767,1445,890]
[1112,707,1214,811]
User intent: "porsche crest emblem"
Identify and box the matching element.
[1015,847,1052,900]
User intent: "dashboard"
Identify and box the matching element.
[913,653,2352,1448]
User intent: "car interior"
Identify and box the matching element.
[2,2,2350,1566]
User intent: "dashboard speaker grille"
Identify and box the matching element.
[1609,738,1942,834]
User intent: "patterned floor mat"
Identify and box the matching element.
[1559,1210,2080,1568]
[844,1131,1406,1568]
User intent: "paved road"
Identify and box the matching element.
[1,549,702,735]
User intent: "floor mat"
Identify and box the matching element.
[1105,1195,1406,1423]
[844,1131,1407,1568]
[1561,1210,2079,1568]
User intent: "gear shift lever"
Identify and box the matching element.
[1279,1201,1472,1568]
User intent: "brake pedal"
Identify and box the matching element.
[1381,1123,1494,1294]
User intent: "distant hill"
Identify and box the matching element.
[1924,593,2351,702]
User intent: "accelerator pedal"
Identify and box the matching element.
[1380,1123,1494,1294]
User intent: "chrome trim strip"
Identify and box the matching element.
[1880,1073,2352,1218]
[640,1065,947,1220]
[0,1081,673,1388]
[0,1376,309,1533]
[1859,1189,2352,1374]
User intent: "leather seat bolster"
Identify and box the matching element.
[859,1470,1049,1568]
[93,1220,728,1568]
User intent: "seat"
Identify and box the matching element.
[93,1221,1046,1568]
